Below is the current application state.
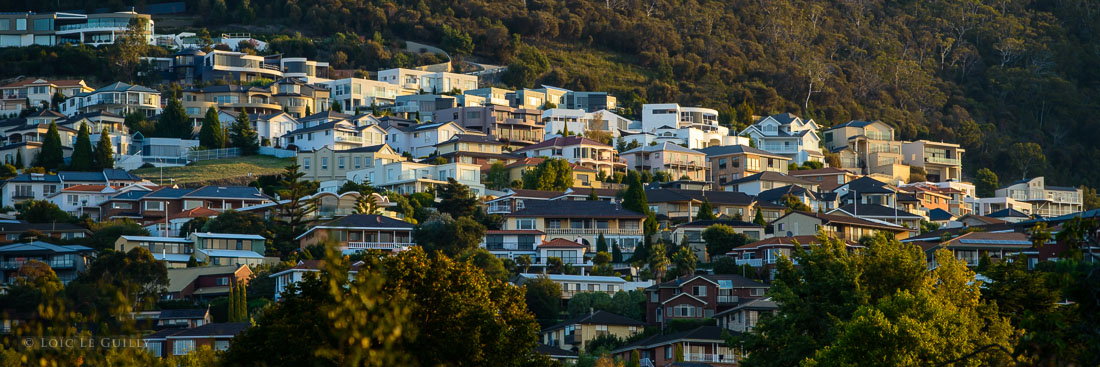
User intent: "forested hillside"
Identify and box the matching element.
[7,0,1100,187]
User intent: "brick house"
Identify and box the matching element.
[644,275,768,325]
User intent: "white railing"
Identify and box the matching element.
[925,156,960,165]
[347,242,414,250]
[685,353,738,364]
[640,358,655,367]
[735,258,762,267]
[544,228,643,235]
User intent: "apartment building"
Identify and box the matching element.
[621,143,708,182]
[384,121,465,157]
[392,94,462,123]
[59,82,161,118]
[376,68,478,94]
[324,77,415,112]
[0,241,94,285]
[562,91,617,112]
[740,113,824,165]
[995,177,1082,218]
[296,214,414,253]
[433,105,544,148]
[0,78,93,115]
[433,133,515,168]
[296,144,403,182]
[464,87,513,106]
[513,136,624,176]
[902,140,964,182]
[344,160,485,196]
[639,103,735,149]
[503,200,646,254]
[697,144,791,188]
[182,85,284,121]
[0,11,152,48]
[541,108,632,139]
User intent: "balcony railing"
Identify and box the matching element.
[685,353,739,364]
[735,258,762,267]
[760,143,798,153]
[347,242,414,250]
[485,242,536,251]
[1,260,75,269]
[718,295,739,304]
[544,228,643,236]
[925,156,960,166]
[562,289,615,298]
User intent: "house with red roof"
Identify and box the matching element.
[46,182,158,220]
[504,156,602,189]
[537,238,588,266]
[0,78,93,115]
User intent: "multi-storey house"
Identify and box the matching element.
[59,82,160,118]
[384,121,465,157]
[190,232,268,267]
[116,235,194,268]
[0,78,92,115]
[670,219,765,261]
[0,221,90,243]
[995,177,1082,218]
[392,94,463,123]
[715,298,778,333]
[727,235,861,279]
[901,140,964,182]
[323,77,415,112]
[0,241,93,284]
[513,136,624,176]
[1,169,147,206]
[46,183,157,219]
[502,200,646,254]
[376,68,478,94]
[433,105,544,149]
[644,188,759,226]
[644,274,769,325]
[788,167,858,191]
[343,160,485,196]
[621,142,708,182]
[828,203,922,237]
[740,113,824,164]
[0,10,153,48]
[0,110,77,168]
[541,108,632,139]
[59,111,133,157]
[481,229,546,263]
[182,85,284,122]
[144,322,250,358]
[562,91,618,112]
[283,118,387,152]
[722,171,818,196]
[823,120,908,181]
[296,144,402,182]
[296,214,414,253]
[698,144,791,189]
[270,78,330,118]
[769,211,910,241]
[612,326,738,367]
[100,186,272,222]
[433,133,515,168]
[512,273,638,300]
[164,265,252,300]
[463,87,513,106]
[638,103,735,149]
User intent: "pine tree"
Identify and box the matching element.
[69,123,93,170]
[34,122,64,170]
[753,209,767,226]
[230,110,260,155]
[596,233,608,253]
[186,254,197,268]
[14,150,23,169]
[238,282,248,321]
[612,242,623,263]
[199,106,224,149]
[227,283,237,321]
[157,96,192,138]
[696,198,716,221]
[94,128,114,169]
[587,188,599,201]
[305,105,312,117]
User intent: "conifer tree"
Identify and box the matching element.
[199,106,224,149]
[696,198,716,221]
[68,123,93,170]
[94,128,114,169]
[14,150,23,169]
[34,122,64,170]
[230,110,260,155]
[596,233,608,253]
[157,96,192,138]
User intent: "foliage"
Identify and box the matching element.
[457,248,509,282]
[672,246,697,276]
[202,210,272,238]
[596,233,608,253]
[33,122,64,170]
[157,96,192,139]
[486,161,511,190]
[94,128,114,169]
[68,122,93,170]
[1009,142,1046,180]
[975,168,999,197]
[131,155,294,186]
[525,275,562,324]
[919,220,940,234]
[1082,186,1100,211]
[753,209,767,226]
[87,219,150,251]
[648,241,669,281]
[522,158,574,191]
[703,225,750,261]
[73,247,168,312]
[230,110,260,155]
[16,199,73,224]
[781,194,812,212]
[199,106,225,149]
[436,178,480,218]
[414,214,486,257]
[695,199,716,220]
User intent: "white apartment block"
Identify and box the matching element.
[740,113,824,165]
[901,140,965,182]
[541,108,632,139]
[376,68,478,94]
[994,177,1082,218]
[283,120,387,152]
[385,121,465,158]
[59,82,161,118]
[322,78,416,112]
[0,11,153,48]
[639,103,738,149]
[967,197,1033,217]
[343,160,485,196]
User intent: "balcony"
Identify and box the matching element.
[925,156,960,166]
[685,353,739,364]
[735,258,762,267]
[347,242,414,251]
[717,295,739,304]
[544,228,643,236]
[760,143,798,154]
[1,259,75,269]
[485,242,536,251]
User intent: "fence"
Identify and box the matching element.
[187,148,240,161]
[259,146,297,158]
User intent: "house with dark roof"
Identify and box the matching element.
[485,188,565,214]
[645,188,761,226]
[833,176,899,207]
[504,156,603,189]
[503,200,645,255]
[384,121,466,157]
[770,210,910,241]
[0,78,93,115]
[670,219,765,261]
[726,234,862,279]
[755,184,835,212]
[697,144,792,189]
[0,241,94,284]
[512,136,624,176]
[828,203,923,235]
[722,171,818,196]
[611,326,738,366]
[788,167,858,192]
[915,231,1064,269]
[116,235,194,267]
[60,82,161,118]
[554,187,623,201]
[986,208,1031,223]
[268,259,366,301]
[296,214,414,253]
[101,185,272,222]
[189,232,269,267]
[644,274,768,325]
[165,265,252,300]
[0,220,91,243]
[2,169,147,205]
[433,104,544,149]
[715,297,778,333]
[432,132,517,169]
[621,142,709,182]
[281,117,387,152]
[47,182,159,220]
[143,322,250,357]
[541,310,644,352]
[480,229,547,266]
[740,112,824,165]
[512,273,637,300]
[155,308,211,329]
[534,343,580,364]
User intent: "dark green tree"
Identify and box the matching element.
[33,122,64,170]
[975,168,999,198]
[696,199,716,220]
[521,158,573,191]
[436,178,480,218]
[703,225,750,260]
[230,110,260,155]
[17,200,73,224]
[68,123,93,170]
[199,106,224,149]
[596,233,608,253]
[93,128,114,169]
[14,149,23,169]
[485,161,511,190]
[524,275,562,324]
[156,96,192,138]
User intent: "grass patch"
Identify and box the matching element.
[131,155,294,186]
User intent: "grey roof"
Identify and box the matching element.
[299,111,351,122]
[93,82,158,94]
[725,172,813,186]
[28,109,65,118]
[544,311,644,332]
[534,344,579,359]
[322,214,414,229]
[715,297,778,317]
[676,219,762,228]
[0,241,93,255]
[6,169,139,183]
[285,120,355,135]
[110,190,155,201]
[756,185,819,202]
[835,203,921,218]
[696,144,787,158]
[825,120,877,130]
[165,322,250,338]
[769,112,802,125]
[613,326,729,353]
[338,144,390,153]
[927,208,954,221]
[144,187,197,199]
[437,133,501,146]
[0,221,90,234]
[186,186,268,200]
[644,188,755,206]
[508,200,646,218]
[652,274,767,289]
[840,176,895,195]
[988,208,1030,218]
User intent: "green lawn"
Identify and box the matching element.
[131,155,294,186]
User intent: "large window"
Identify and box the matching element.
[144,201,164,211]
[173,340,194,356]
[516,219,536,230]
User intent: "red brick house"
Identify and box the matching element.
[143,322,250,357]
[644,274,768,325]
[611,326,739,366]
[164,265,252,301]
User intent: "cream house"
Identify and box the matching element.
[296,144,403,182]
[502,200,645,255]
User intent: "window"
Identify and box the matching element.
[217,277,229,286]
[15,19,26,31]
[354,157,361,169]
[321,157,328,169]
[666,346,673,359]
[303,158,311,169]
[516,219,536,230]
[338,157,345,169]
[750,288,765,296]
[144,201,164,211]
[692,285,707,297]
[214,340,230,351]
[173,340,194,355]
[719,158,727,169]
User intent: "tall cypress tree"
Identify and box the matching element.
[199,106,224,149]
[238,282,248,321]
[69,123,93,170]
[596,233,608,253]
[94,128,114,169]
[157,96,191,138]
[14,150,23,169]
[230,110,259,155]
[227,283,237,321]
[34,122,64,170]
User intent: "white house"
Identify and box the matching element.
[384,121,466,157]
[342,160,485,196]
[2,169,148,206]
[59,82,161,118]
[376,68,478,94]
[218,111,300,147]
[47,182,158,220]
[322,77,416,112]
[541,108,633,139]
[740,113,824,165]
[638,103,739,149]
[512,136,624,175]
[283,119,387,152]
